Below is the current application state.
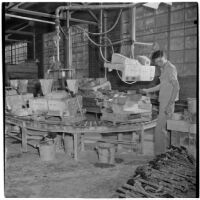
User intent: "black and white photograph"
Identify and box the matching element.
[2,1,198,198]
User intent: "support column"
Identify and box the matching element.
[65,9,73,79]
[130,7,136,58]
[33,28,36,60]
[103,11,108,78]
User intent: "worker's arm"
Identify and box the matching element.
[142,84,160,93]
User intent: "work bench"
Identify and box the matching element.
[5,114,157,160]
[167,119,196,149]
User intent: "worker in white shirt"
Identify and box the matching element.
[142,50,180,155]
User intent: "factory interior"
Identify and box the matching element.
[3,2,198,198]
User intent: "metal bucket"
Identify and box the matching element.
[39,143,56,161]
[97,142,115,164]
[63,135,74,156]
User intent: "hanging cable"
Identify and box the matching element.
[99,36,114,63]
[75,9,123,36]
[116,70,137,84]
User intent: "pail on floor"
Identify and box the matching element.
[63,135,74,156]
[96,142,115,164]
[39,143,56,161]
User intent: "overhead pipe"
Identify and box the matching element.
[103,11,108,78]
[130,7,136,58]
[6,13,55,24]
[9,8,98,25]
[54,3,136,66]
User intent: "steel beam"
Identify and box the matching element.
[5,39,31,43]
[57,3,135,13]
[5,3,20,11]
[5,13,55,24]
[130,7,136,58]
[8,8,98,25]
[87,10,98,22]
[8,8,60,19]
[69,17,97,25]
[6,30,34,36]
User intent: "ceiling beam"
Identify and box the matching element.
[8,7,62,19]
[6,30,34,36]
[69,17,97,25]
[7,8,98,25]
[6,22,28,31]
[6,23,30,39]
[18,3,36,9]
[5,3,20,11]
[5,38,31,43]
[5,13,55,25]
[87,10,98,22]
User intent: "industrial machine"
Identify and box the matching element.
[104,53,155,82]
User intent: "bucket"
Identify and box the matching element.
[187,98,196,114]
[64,135,74,156]
[18,80,28,94]
[97,142,115,164]
[39,143,56,161]
[40,79,54,96]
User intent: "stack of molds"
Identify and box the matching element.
[29,91,82,117]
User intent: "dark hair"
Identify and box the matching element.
[151,50,164,60]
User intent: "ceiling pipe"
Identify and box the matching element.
[6,30,34,36]
[54,3,136,63]
[6,13,55,24]
[8,8,98,25]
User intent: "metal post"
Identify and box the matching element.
[130,7,136,58]
[33,29,36,60]
[99,9,103,48]
[99,8,103,77]
[66,9,72,79]
[120,10,125,55]
[103,11,108,78]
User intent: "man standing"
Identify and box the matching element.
[142,50,180,155]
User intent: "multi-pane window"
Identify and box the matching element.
[5,42,27,64]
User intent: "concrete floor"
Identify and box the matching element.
[5,137,154,198]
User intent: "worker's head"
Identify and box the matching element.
[151,50,167,67]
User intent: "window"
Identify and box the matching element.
[5,42,27,64]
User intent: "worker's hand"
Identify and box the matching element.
[165,105,173,116]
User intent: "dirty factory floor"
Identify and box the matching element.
[4,136,155,198]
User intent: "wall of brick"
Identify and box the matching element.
[135,2,197,77]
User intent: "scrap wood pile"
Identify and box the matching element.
[116,146,196,198]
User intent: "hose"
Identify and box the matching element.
[75,9,123,36]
